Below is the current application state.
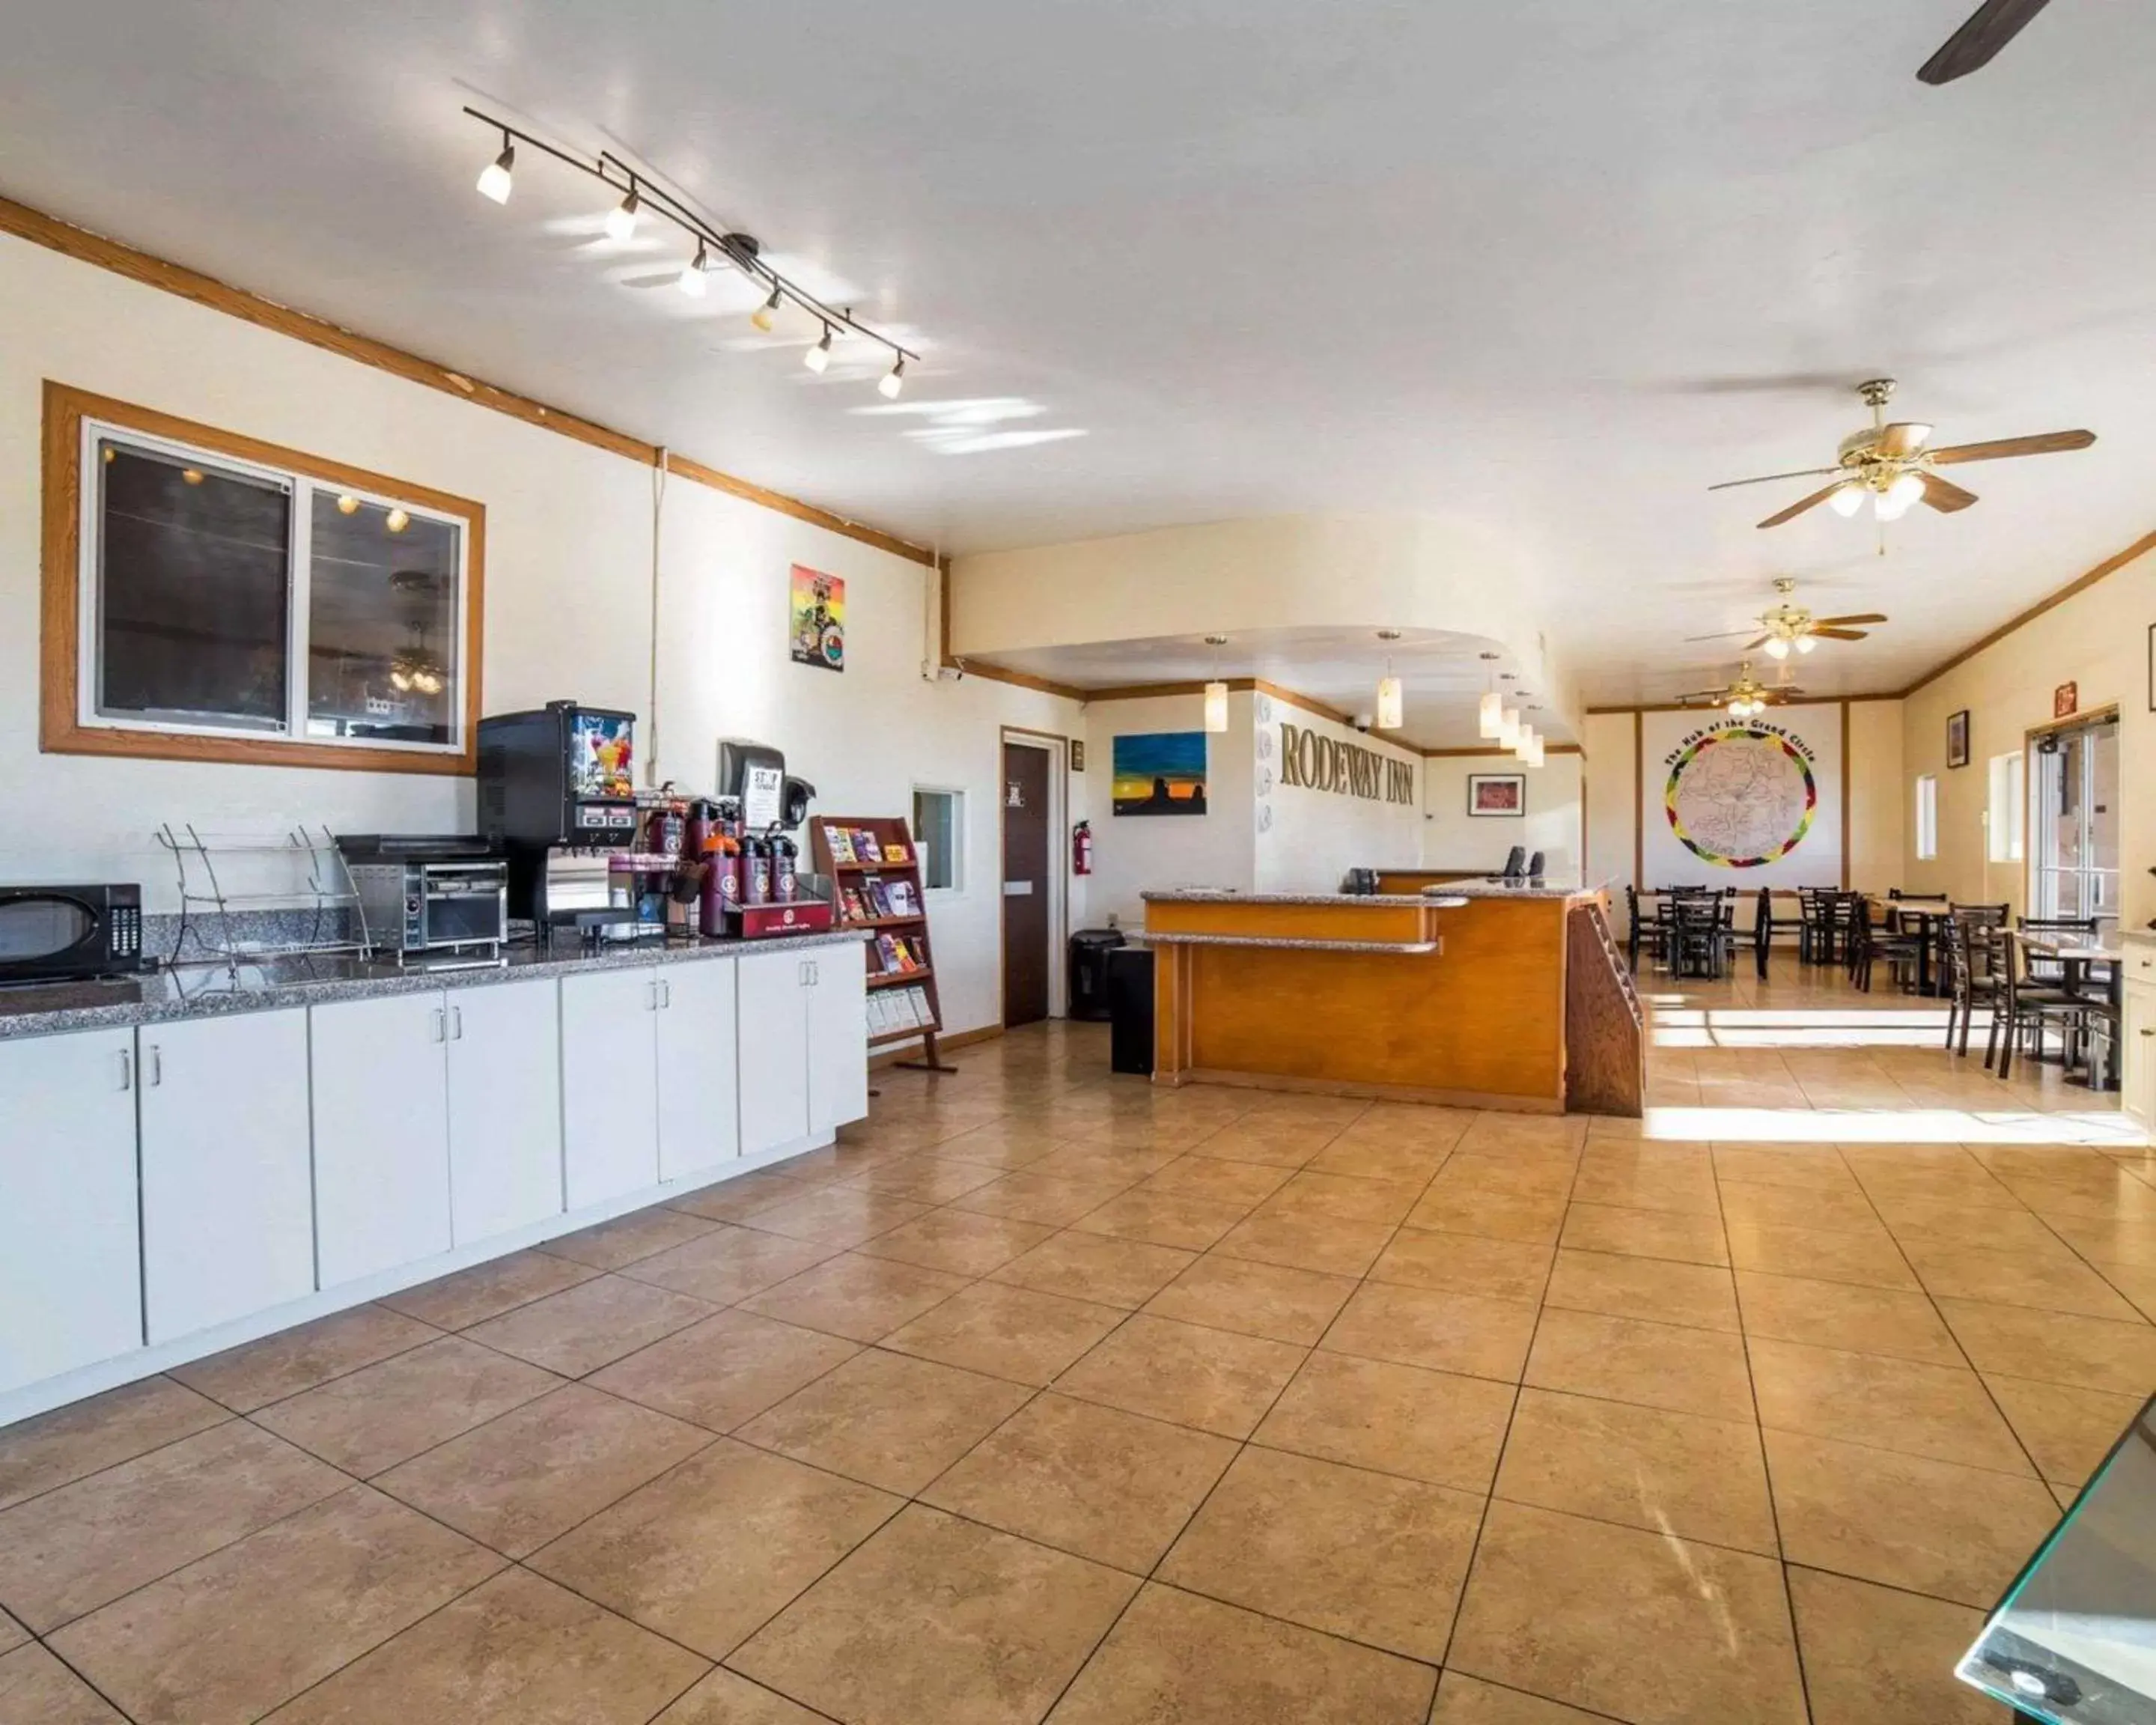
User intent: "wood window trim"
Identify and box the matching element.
[41,379,486,777]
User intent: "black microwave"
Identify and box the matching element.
[0,884,147,983]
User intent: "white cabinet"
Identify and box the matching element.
[657,958,740,1181]
[0,1029,143,1396]
[739,949,813,1158]
[141,1010,314,1345]
[448,979,564,1243]
[808,941,870,1136]
[311,994,454,1287]
[561,967,661,1208]
[2125,972,2156,1132]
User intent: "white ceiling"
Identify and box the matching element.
[4,1,2152,707]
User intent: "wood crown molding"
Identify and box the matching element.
[0,192,938,569]
[1584,693,1902,717]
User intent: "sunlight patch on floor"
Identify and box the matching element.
[1641,1106,2149,1147]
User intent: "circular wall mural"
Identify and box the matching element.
[1663,725,1817,868]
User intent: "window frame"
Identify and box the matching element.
[41,380,485,776]
[1914,773,1939,862]
[911,785,967,897]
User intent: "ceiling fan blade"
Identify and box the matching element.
[1878,422,1933,457]
[1918,0,2054,85]
[1756,483,1842,529]
[1681,628,1758,642]
[1928,430,2095,464]
[1920,471,1981,513]
[1742,633,1771,651]
[1707,467,1842,492]
[1809,627,1870,640]
[1810,612,1889,627]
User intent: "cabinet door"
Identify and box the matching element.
[738,949,811,1158]
[657,960,742,1181]
[448,979,566,1243]
[2125,983,2156,1129]
[560,967,660,1208]
[141,1009,314,1344]
[311,993,454,1287]
[0,1029,143,1395]
[807,942,870,1136]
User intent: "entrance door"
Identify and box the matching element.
[2032,717,2120,925]
[1002,741,1053,1026]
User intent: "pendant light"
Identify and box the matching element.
[1514,722,1535,763]
[1374,630,1404,731]
[1527,730,1546,769]
[1497,705,1521,749]
[603,180,642,242]
[751,282,784,332]
[804,323,834,374]
[475,132,514,204]
[1202,636,1229,734]
[1477,652,1504,740]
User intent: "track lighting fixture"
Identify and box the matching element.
[461,106,919,402]
[475,132,514,204]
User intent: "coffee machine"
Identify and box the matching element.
[716,738,832,937]
[478,701,641,937]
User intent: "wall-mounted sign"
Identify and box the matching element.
[1663,722,1817,868]
[789,565,845,672]
[2055,681,2079,719]
[1278,722,1415,805]
[1071,740,1085,772]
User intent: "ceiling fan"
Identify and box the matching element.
[1684,577,1887,661]
[1710,378,2095,537]
[1919,0,2053,85]
[1675,661,1801,719]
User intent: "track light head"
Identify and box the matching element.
[804,325,834,374]
[678,240,710,298]
[603,184,642,242]
[476,134,515,204]
[751,282,783,332]
[878,355,907,399]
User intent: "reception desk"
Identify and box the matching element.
[1143,886,1643,1115]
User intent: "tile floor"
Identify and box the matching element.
[1,964,2150,1724]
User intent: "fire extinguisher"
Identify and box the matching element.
[1072,819,1094,875]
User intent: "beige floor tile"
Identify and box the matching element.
[0,1644,127,1724]
[0,1608,19,1655]
[1067,1188,1251,1250]
[377,1250,601,1330]
[169,1306,440,1414]
[1786,1566,2005,1725]
[1056,1314,1306,1438]
[1559,1201,1729,1267]
[1142,1254,1357,1345]
[737,1253,970,1343]
[538,1206,719,1270]
[619,1226,839,1304]
[840,1154,1006,1205]
[258,1566,707,1724]
[49,1485,502,1725]
[1901,1238,2145,1321]
[737,1187,934,1247]
[252,1336,559,1476]
[1763,1428,2059,1608]
[1747,1335,2029,1473]
[1934,1296,2156,1396]
[1568,1160,1720,1217]
[1726,1218,1921,1289]
[953,1169,1142,1225]
[1428,1155,1575,1203]
[1458,1115,1589,1155]
[663,1169,818,1223]
[1717,1179,1881,1235]
[1734,1271,1961,1365]
[1045,1581,1436,1725]
[1428,1670,1613,1723]
[851,1207,1055,1277]
[1322,1283,1538,1383]
[734,1348,1031,1494]
[730,1505,1136,1725]
[1140,1156,1294,1207]
[927,1120,1068,1169]
[1711,1145,1860,1192]
[1405,1187,1569,1246]
[1541,1247,1739,1332]
[654,1669,830,1724]
[372,1383,709,1558]
[587,1310,859,1432]
[463,1274,717,1377]
[1524,1307,1754,1422]
[0,1422,345,1633]
[1982,1373,2140,1486]
[1875,1196,2065,1253]
[883,1281,1124,1386]
[1368,1228,1553,1303]
[1302,1137,1452,1182]
[1452,1497,1804,1724]
[1212,1208,1398,1277]
[1187,1120,1340,1167]
[990,1229,1196,1307]
[0,1379,228,1515]
[1159,1445,1481,1661]
[1261,1169,1428,1226]
[922,1391,1236,1572]
[527,1438,898,1658]
[1254,1351,1514,1493]
[1495,1386,1776,1555]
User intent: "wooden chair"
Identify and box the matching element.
[1941,910,2003,1059]
[1625,886,1669,972]
[1989,931,2090,1080]
[1848,895,1922,994]
[1753,889,1805,979]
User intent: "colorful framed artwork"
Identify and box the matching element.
[2054,681,2078,719]
[1112,731,1208,815]
[1071,740,1085,772]
[789,565,845,672]
[1467,773,1525,817]
[1946,709,1970,770]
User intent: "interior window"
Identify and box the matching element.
[912,788,964,892]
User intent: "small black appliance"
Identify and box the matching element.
[0,884,146,984]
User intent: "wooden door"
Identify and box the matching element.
[1002,741,1053,1026]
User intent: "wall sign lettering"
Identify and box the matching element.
[1278,722,1415,805]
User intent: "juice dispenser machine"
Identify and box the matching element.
[478,701,640,935]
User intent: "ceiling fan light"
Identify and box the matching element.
[1827,481,1866,519]
[1728,698,1747,719]
[1477,689,1504,739]
[1764,636,1790,660]
[1887,471,1927,508]
[1794,633,1818,654]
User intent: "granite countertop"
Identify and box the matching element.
[1142,883,1592,906]
[0,926,870,1041]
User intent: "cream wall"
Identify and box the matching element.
[1082,693,1254,927]
[0,230,1085,1037]
[1901,544,2155,925]
[1255,699,1422,895]
[1421,754,1584,886]
[1582,714,1638,892]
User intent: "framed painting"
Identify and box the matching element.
[1467,773,1525,817]
[1112,731,1208,815]
[1946,709,1970,770]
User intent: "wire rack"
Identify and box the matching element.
[154,824,375,970]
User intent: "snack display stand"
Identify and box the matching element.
[807,814,956,1073]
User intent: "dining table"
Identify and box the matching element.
[1886,897,1956,996]
[2018,928,2124,1092]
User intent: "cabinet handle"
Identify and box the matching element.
[451,1005,464,1040]
[117,1048,133,1092]
[147,1045,162,1087]
[809,961,819,986]
[431,1008,448,1043]
[646,979,659,1011]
